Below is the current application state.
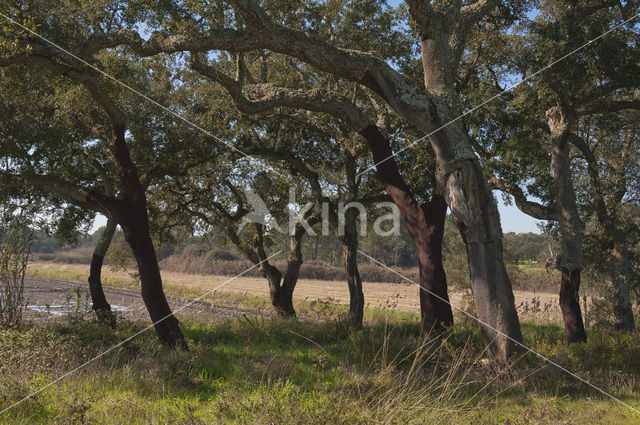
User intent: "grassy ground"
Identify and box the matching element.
[8,262,633,424]
[1,301,639,424]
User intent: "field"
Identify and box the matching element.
[25,262,576,325]
[0,262,636,424]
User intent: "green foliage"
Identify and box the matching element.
[503,232,552,262]
[442,215,470,288]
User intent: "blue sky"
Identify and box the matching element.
[497,196,542,233]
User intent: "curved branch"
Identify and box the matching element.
[490,177,559,221]
[79,28,259,58]
[81,1,441,135]
[578,97,640,115]
[460,0,500,27]
[189,55,372,130]
[0,172,115,214]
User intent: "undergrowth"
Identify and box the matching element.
[0,310,639,424]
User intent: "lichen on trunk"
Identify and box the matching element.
[340,208,364,327]
[548,106,587,343]
[87,215,117,327]
[443,157,523,359]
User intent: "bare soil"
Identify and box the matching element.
[22,275,257,321]
[26,262,571,323]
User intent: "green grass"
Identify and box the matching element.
[1,309,639,424]
[516,265,558,275]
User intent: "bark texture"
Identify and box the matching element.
[548,106,587,343]
[610,243,635,331]
[340,208,365,327]
[359,125,453,333]
[108,126,187,349]
[443,159,523,358]
[88,215,117,326]
[559,268,586,343]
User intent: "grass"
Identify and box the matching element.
[516,265,558,276]
[15,262,637,423]
[1,306,639,424]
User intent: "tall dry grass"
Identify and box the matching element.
[160,250,419,283]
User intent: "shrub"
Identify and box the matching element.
[0,220,32,329]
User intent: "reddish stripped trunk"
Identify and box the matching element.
[418,196,451,334]
[558,268,587,343]
[263,262,296,317]
[110,125,187,349]
[118,215,187,349]
[359,125,453,333]
[548,107,587,344]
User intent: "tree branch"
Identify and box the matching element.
[490,177,559,221]
[578,97,640,115]
[404,0,434,40]
[0,172,116,214]
[460,0,500,27]
[569,133,610,225]
[189,54,372,130]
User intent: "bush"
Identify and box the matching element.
[33,246,93,264]
[0,221,32,329]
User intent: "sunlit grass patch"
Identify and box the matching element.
[0,312,639,424]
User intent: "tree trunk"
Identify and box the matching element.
[359,125,454,333]
[340,208,364,327]
[559,268,586,343]
[110,125,187,350]
[88,215,117,326]
[548,107,587,343]
[418,195,450,335]
[280,255,300,317]
[262,262,296,317]
[610,243,634,331]
[118,208,187,349]
[365,47,523,356]
[365,91,522,359]
[443,159,523,359]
